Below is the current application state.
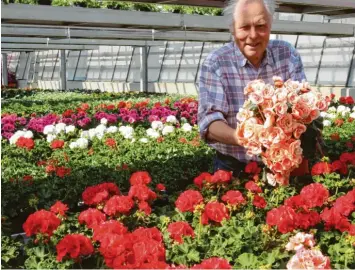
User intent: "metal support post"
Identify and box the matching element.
[2,53,8,86]
[140,43,148,92]
[60,49,67,90]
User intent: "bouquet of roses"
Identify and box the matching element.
[236,77,329,185]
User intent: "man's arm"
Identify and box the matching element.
[197,59,240,146]
[207,121,239,145]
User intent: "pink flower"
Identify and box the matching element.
[285,232,316,251]
[286,249,331,269]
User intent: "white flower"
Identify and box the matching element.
[323,120,331,127]
[139,138,149,143]
[181,123,192,132]
[80,130,90,139]
[119,126,134,139]
[151,121,164,131]
[327,113,336,119]
[43,125,55,135]
[350,112,355,119]
[95,124,107,134]
[106,126,118,134]
[55,123,66,134]
[69,141,78,149]
[341,111,349,117]
[162,125,174,136]
[76,138,89,149]
[65,125,76,134]
[337,105,346,113]
[166,115,177,124]
[320,112,328,118]
[328,106,336,112]
[9,130,25,144]
[46,134,57,143]
[146,128,160,138]
[23,130,33,138]
[88,129,97,140]
[131,138,136,143]
[100,118,108,125]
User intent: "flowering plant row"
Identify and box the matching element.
[16,165,355,269]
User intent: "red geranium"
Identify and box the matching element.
[62,109,74,118]
[56,234,94,262]
[138,201,152,215]
[340,152,355,165]
[156,183,166,191]
[295,211,321,230]
[167,221,195,243]
[311,162,332,176]
[245,161,261,174]
[266,206,297,233]
[93,220,128,243]
[334,119,344,127]
[55,166,71,178]
[245,181,262,193]
[331,160,348,175]
[132,227,163,243]
[175,190,204,213]
[105,138,116,148]
[209,170,232,185]
[192,257,232,269]
[103,195,134,216]
[23,210,61,237]
[78,208,106,229]
[50,201,69,216]
[129,171,152,185]
[82,182,120,206]
[193,172,212,189]
[221,190,246,206]
[253,195,267,209]
[201,201,229,225]
[300,183,329,208]
[51,140,65,149]
[330,133,340,141]
[128,184,157,202]
[346,96,354,104]
[16,137,35,150]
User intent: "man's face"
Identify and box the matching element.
[233,0,271,67]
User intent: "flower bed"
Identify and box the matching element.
[1,89,355,269]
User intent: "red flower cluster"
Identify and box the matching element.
[245,181,262,193]
[193,170,232,189]
[56,234,94,262]
[156,183,166,191]
[16,137,35,150]
[99,227,166,269]
[340,152,355,166]
[253,195,267,209]
[339,96,354,105]
[23,210,61,237]
[103,195,134,216]
[128,184,157,202]
[266,183,328,233]
[82,182,120,206]
[129,171,152,185]
[321,189,355,235]
[105,138,116,148]
[245,161,262,175]
[51,139,65,149]
[311,162,332,176]
[93,220,128,243]
[191,257,232,269]
[55,166,71,178]
[78,208,106,229]
[167,221,195,243]
[201,201,230,225]
[330,160,348,175]
[221,190,246,206]
[50,201,69,216]
[175,190,204,212]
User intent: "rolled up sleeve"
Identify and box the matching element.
[197,59,229,141]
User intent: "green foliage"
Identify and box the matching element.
[1,236,23,269]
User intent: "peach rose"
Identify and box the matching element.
[236,108,254,123]
[268,127,286,144]
[246,140,262,155]
[292,122,307,139]
[276,114,293,135]
[249,92,264,105]
[263,109,276,129]
[273,88,288,104]
[292,101,311,121]
[274,102,288,116]
[287,91,299,105]
[261,85,275,99]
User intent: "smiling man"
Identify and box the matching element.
[198,0,306,175]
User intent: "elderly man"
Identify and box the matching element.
[198,0,307,176]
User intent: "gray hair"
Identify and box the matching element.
[223,0,276,32]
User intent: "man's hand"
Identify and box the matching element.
[206,121,240,145]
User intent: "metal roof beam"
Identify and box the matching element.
[1,43,99,50]
[1,37,166,47]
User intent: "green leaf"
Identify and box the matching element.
[237,253,258,268]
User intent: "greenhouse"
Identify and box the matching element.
[1,0,355,269]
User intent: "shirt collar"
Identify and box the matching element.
[232,41,275,68]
